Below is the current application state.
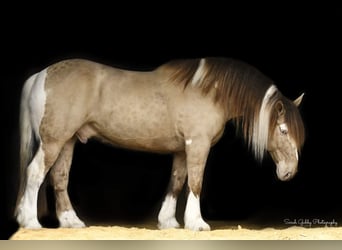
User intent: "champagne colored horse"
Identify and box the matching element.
[15,57,305,231]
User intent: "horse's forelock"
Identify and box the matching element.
[251,85,278,161]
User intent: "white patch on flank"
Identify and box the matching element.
[17,146,46,229]
[59,210,86,228]
[185,139,193,145]
[191,58,206,86]
[19,69,47,166]
[253,85,278,161]
[184,191,210,231]
[158,194,180,229]
[28,69,47,135]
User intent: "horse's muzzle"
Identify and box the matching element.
[276,161,298,181]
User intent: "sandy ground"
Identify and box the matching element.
[10,223,342,240]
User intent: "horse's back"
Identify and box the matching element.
[35,59,183,150]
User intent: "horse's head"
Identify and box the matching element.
[267,93,305,181]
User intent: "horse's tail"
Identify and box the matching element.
[15,72,43,215]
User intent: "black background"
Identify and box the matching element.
[1,4,341,239]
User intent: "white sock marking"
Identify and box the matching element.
[59,210,86,228]
[158,194,180,229]
[184,191,210,231]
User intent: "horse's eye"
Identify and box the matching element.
[280,128,288,135]
[279,123,288,135]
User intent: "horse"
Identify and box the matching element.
[15,57,305,231]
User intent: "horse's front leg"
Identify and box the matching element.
[50,137,85,228]
[158,151,187,229]
[184,136,211,231]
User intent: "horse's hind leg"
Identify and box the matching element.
[158,151,187,229]
[50,137,85,228]
[16,142,62,229]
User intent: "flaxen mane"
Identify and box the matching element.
[162,57,305,160]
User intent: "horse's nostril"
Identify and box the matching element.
[284,172,292,180]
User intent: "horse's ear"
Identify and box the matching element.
[275,101,285,117]
[293,93,304,107]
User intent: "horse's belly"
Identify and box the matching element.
[103,136,184,153]
[77,123,184,153]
